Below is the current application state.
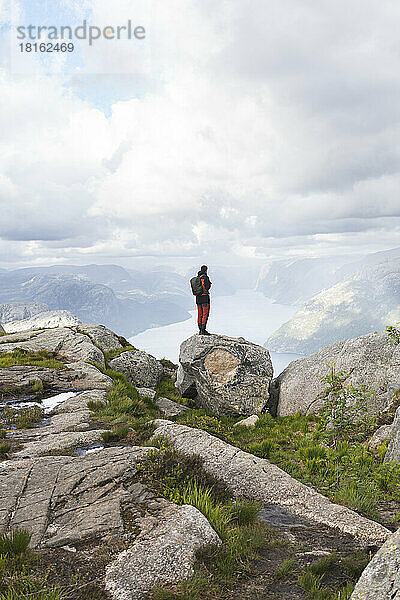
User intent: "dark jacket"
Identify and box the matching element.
[196,271,212,305]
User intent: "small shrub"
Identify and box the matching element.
[247,439,274,458]
[333,582,355,600]
[138,445,231,504]
[30,379,44,394]
[386,323,400,346]
[298,569,325,592]
[102,425,130,444]
[0,349,65,369]
[0,442,10,456]
[227,500,260,526]
[104,345,137,362]
[318,364,376,447]
[0,430,6,439]
[275,556,297,579]
[342,551,371,579]
[335,483,378,519]
[185,414,234,444]
[159,358,177,371]
[0,406,44,430]
[309,553,339,575]
[0,529,31,555]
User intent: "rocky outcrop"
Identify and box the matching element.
[0,302,49,324]
[0,327,105,364]
[0,361,112,399]
[368,425,393,451]
[152,420,390,545]
[109,350,163,389]
[105,501,221,600]
[0,446,152,548]
[176,334,273,416]
[385,407,400,463]
[0,324,131,399]
[271,332,400,417]
[3,310,81,333]
[8,390,106,458]
[76,323,125,353]
[155,397,189,418]
[350,526,400,600]
[267,260,400,354]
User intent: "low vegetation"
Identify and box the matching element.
[139,441,274,599]
[386,322,400,345]
[103,344,137,362]
[0,349,65,369]
[0,405,44,430]
[0,529,67,599]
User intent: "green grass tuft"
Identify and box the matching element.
[0,349,65,369]
[0,530,31,555]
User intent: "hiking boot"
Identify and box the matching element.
[202,328,211,335]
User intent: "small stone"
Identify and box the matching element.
[234,414,259,427]
[368,424,392,451]
[155,397,189,417]
[137,388,156,400]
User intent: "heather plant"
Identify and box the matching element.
[386,323,400,345]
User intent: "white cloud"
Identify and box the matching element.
[0,0,400,268]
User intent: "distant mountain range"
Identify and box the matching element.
[0,263,256,337]
[266,248,400,354]
[0,265,193,337]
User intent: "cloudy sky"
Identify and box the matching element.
[0,0,399,270]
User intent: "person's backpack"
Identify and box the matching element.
[190,275,203,296]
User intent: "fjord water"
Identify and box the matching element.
[130,290,302,374]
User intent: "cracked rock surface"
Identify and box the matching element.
[0,446,151,548]
[152,420,390,546]
[105,501,221,600]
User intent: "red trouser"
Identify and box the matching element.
[197,303,210,325]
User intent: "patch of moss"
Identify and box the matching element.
[0,348,65,369]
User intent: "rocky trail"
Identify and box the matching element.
[0,324,399,599]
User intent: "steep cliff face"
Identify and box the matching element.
[267,260,400,354]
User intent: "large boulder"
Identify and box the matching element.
[109,350,163,389]
[271,331,400,417]
[385,406,400,463]
[350,526,400,600]
[176,334,273,416]
[152,420,390,545]
[105,501,221,600]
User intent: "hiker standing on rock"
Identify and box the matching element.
[190,265,212,335]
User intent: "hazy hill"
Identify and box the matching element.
[267,258,400,354]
